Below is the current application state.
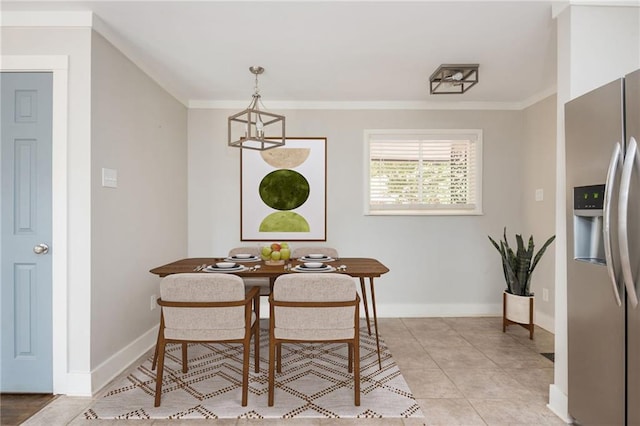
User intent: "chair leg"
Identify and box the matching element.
[254,324,260,373]
[181,342,188,373]
[348,343,353,373]
[268,338,276,406]
[154,339,166,407]
[242,340,250,406]
[354,334,360,406]
[276,343,282,373]
[151,318,163,370]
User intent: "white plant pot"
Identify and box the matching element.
[504,291,534,324]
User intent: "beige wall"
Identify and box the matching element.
[188,108,525,316]
[90,32,187,390]
[522,94,557,331]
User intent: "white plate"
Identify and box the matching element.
[203,265,247,273]
[225,256,260,262]
[292,265,336,273]
[298,256,334,262]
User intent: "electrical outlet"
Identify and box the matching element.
[542,288,549,302]
[150,294,157,311]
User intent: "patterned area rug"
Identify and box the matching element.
[84,322,424,420]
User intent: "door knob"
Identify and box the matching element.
[33,243,49,255]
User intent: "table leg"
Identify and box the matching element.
[151,323,161,370]
[359,277,372,336]
[369,277,381,369]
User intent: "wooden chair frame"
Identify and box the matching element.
[267,293,361,406]
[154,286,260,407]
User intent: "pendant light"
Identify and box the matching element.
[228,66,286,150]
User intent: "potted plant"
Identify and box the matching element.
[488,227,555,339]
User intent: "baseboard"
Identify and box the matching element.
[90,325,158,395]
[63,371,93,397]
[373,303,503,317]
[548,384,572,424]
[535,309,555,333]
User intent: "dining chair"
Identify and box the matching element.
[229,246,272,296]
[290,246,374,338]
[268,273,360,406]
[153,273,260,407]
[291,246,339,259]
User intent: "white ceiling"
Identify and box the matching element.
[3,1,560,107]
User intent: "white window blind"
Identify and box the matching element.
[365,130,482,215]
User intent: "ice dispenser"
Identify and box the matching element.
[573,184,606,265]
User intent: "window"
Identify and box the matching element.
[365,129,482,215]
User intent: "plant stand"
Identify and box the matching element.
[503,291,534,339]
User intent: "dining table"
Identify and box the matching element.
[150,256,389,368]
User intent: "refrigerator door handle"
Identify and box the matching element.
[619,136,639,307]
[604,142,623,306]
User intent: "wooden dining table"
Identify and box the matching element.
[150,257,389,368]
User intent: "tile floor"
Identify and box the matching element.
[23,317,565,425]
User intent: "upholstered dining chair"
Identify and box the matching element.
[154,273,260,407]
[291,246,339,259]
[289,246,373,337]
[228,246,272,296]
[268,273,360,406]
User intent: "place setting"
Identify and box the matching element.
[297,253,335,262]
[224,253,261,262]
[202,262,248,273]
[291,261,336,273]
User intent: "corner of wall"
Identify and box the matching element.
[548,384,572,424]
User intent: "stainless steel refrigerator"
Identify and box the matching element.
[566,68,640,426]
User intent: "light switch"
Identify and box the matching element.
[535,188,543,201]
[102,168,118,188]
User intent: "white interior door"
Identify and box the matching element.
[1,72,53,392]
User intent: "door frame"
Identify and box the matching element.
[1,55,68,394]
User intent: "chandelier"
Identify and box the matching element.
[228,66,286,150]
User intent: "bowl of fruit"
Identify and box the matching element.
[261,242,291,265]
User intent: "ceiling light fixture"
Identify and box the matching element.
[429,64,479,95]
[228,66,285,150]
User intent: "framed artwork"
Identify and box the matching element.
[241,137,327,241]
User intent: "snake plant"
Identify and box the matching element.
[488,227,556,296]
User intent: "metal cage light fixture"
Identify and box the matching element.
[228,66,286,150]
[429,64,479,95]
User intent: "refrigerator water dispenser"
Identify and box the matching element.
[573,184,606,265]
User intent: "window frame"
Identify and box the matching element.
[363,129,483,216]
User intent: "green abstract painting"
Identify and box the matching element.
[241,138,326,241]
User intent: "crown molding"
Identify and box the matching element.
[90,14,190,106]
[516,85,558,109]
[189,93,558,111]
[569,0,640,6]
[189,99,528,111]
[0,10,190,106]
[554,0,640,16]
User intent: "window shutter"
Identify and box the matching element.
[367,131,482,215]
